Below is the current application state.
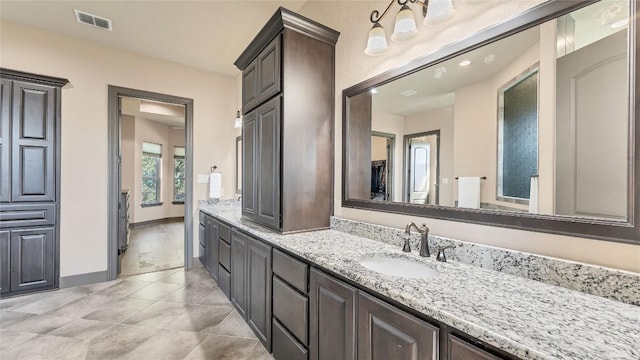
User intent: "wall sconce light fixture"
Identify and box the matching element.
[234,111,242,128]
[365,0,455,56]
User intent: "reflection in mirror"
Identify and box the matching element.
[346,0,630,221]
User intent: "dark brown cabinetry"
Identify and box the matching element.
[198,213,219,281]
[358,292,439,360]
[309,268,357,360]
[0,69,66,298]
[236,8,339,233]
[230,228,272,350]
[448,335,501,360]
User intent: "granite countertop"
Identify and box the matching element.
[199,202,640,360]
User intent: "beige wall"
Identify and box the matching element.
[297,0,640,272]
[1,21,238,277]
[129,117,185,224]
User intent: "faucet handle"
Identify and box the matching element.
[402,238,411,252]
[436,245,455,262]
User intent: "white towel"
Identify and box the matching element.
[529,176,539,214]
[458,177,480,209]
[209,173,222,199]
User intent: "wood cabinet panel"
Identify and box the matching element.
[273,248,308,294]
[247,235,272,350]
[273,275,308,345]
[219,239,231,272]
[309,268,357,360]
[10,227,55,293]
[358,292,439,360]
[255,97,281,230]
[231,230,247,318]
[0,231,9,294]
[0,79,10,203]
[273,318,308,360]
[242,110,257,220]
[449,335,502,360]
[256,36,281,104]
[242,60,258,113]
[11,81,56,202]
[206,216,219,281]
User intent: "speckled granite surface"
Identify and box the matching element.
[330,217,640,306]
[199,201,640,360]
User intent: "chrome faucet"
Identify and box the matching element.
[405,222,430,257]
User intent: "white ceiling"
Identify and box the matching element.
[121,96,185,128]
[0,0,307,76]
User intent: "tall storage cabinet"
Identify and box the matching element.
[235,8,339,233]
[0,69,67,298]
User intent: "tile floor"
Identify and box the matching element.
[0,267,273,360]
[120,222,185,276]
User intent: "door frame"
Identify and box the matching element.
[107,86,194,280]
[403,130,441,204]
[371,131,395,201]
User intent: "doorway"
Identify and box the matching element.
[371,131,395,201]
[107,86,194,281]
[404,130,440,205]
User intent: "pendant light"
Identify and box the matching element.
[391,4,418,41]
[365,22,389,56]
[424,0,455,25]
[234,111,242,128]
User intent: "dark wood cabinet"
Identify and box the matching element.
[309,268,357,360]
[0,69,66,298]
[0,231,9,294]
[198,222,206,267]
[255,97,281,230]
[231,229,248,318]
[247,235,272,350]
[448,335,502,360]
[236,8,339,233]
[10,227,56,293]
[206,216,219,281]
[242,110,257,219]
[358,292,439,360]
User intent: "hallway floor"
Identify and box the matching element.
[0,267,273,360]
[120,222,184,276]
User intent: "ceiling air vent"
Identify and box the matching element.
[74,9,112,31]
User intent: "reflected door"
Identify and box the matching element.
[409,140,430,204]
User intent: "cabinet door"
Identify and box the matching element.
[448,335,501,360]
[0,231,9,294]
[242,60,258,113]
[10,227,55,293]
[256,36,281,104]
[247,235,272,350]
[11,81,56,202]
[256,97,281,230]
[206,216,219,281]
[309,268,357,360]
[198,223,206,268]
[231,229,247,318]
[358,292,439,360]
[242,110,257,220]
[0,79,11,203]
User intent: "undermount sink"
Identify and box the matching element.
[358,255,438,279]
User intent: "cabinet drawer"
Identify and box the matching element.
[219,239,231,271]
[218,265,231,299]
[273,319,308,360]
[199,243,206,268]
[273,249,308,293]
[199,211,206,225]
[0,204,55,228]
[219,222,231,244]
[273,275,308,345]
[449,335,502,360]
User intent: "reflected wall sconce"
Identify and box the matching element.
[234,111,242,128]
[365,0,455,56]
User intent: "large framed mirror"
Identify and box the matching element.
[343,0,639,244]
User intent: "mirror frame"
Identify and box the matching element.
[342,0,639,245]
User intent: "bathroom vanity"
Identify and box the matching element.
[198,201,639,360]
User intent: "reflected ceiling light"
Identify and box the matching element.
[433,66,447,79]
[364,0,456,56]
[483,54,495,64]
[391,4,419,41]
[370,88,379,94]
[400,89,418,96]
[234,111,242,128]
[609,18,628,29]
[424,0,455,25]
[459,59,472,67]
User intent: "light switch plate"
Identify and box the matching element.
[197,174,209,184]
